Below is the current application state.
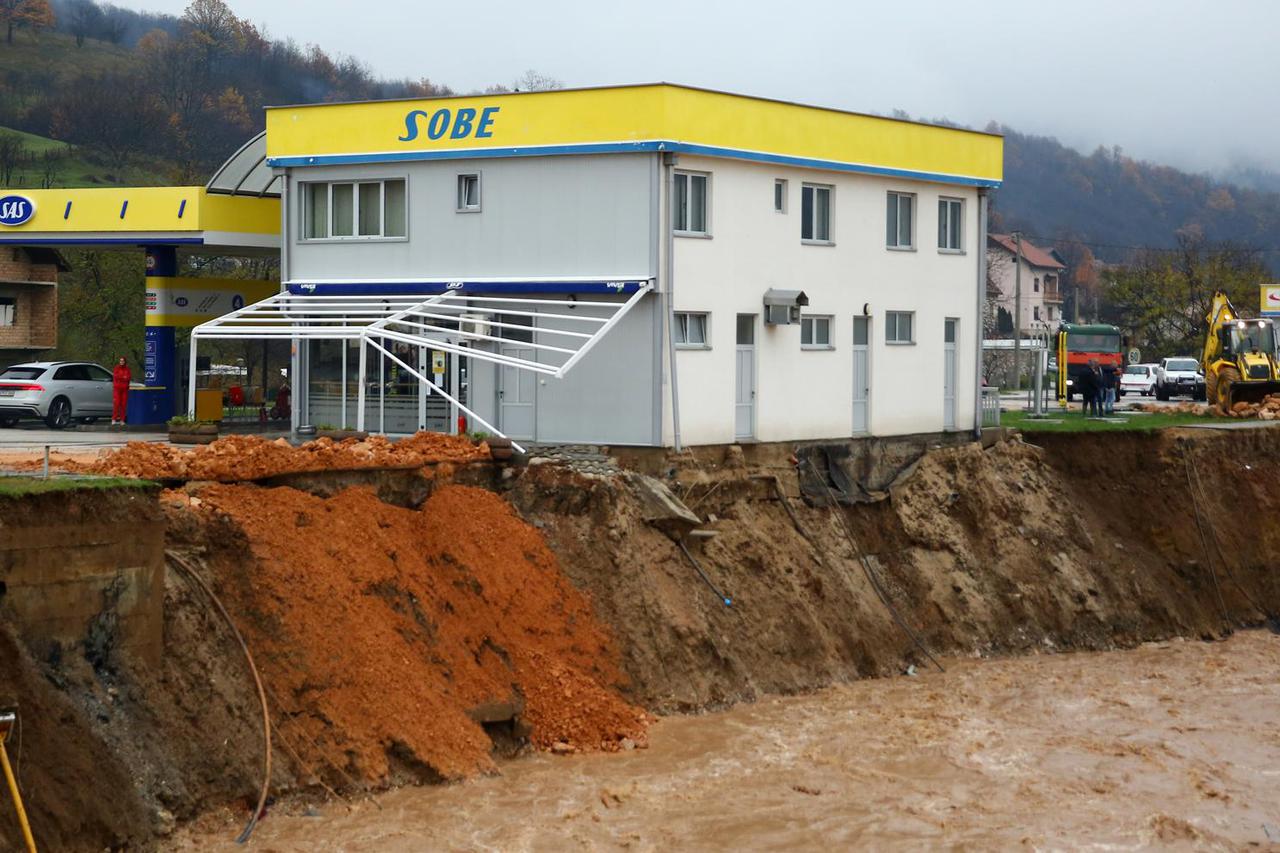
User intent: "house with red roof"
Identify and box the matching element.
[987,233,1065,332]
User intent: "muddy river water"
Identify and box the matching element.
[183,631,1280,851]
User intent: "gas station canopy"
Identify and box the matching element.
[0,185,278,253]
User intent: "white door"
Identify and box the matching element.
[852,316,870,433]
[944,318,958,430]
[499,346,535,440]
[734,314,755,440]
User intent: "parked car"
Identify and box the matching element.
[1155,357,1206,401]
[1120,363,1158,396]
[0,361,116,429]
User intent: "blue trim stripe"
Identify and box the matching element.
[0,237,206,246]
[288,280,646,296]
[267,140,1002,188]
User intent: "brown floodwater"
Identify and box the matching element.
[181,631,1280,851]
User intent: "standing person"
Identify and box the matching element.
[1090,360,1106,417]
[1104,363,1121,415]
[1077,359,1099,416]
[111,356,131,427]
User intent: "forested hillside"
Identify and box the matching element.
[991,126,1280,273]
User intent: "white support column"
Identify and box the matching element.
[187,333,199,418]
[340,317,348,429]
[449,342,461,435]
[418,344,427,431]
[356,338,367,432]
[379,337,385,434]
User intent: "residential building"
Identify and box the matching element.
[987,233,1065,331]
[0,247,65,368]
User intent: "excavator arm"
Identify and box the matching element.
[1203,290,1236,370]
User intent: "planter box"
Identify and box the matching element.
[316,429,370,442]
[169,423,219,445]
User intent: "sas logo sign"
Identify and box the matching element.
[0,195,34,226]
[400,106,500,143]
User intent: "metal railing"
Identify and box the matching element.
[981,386,1001,427]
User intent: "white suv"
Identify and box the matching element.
[1155,357,1206,401]
[0,361,116,429]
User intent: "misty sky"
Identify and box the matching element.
[114,0,1279,175]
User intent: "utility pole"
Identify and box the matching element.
[1012,231,1023,391]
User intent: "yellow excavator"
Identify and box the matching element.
[1203,290,1280,412]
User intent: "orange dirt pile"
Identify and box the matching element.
[84,432,487,481]
[184,483,648,783]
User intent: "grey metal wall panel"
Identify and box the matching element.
[286,154,655,282]
[532,294,657,446]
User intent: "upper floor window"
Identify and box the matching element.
[457,173,481,212]
[774,179,788,213]
[801,183,832,243]
[0,296,14,327]
[303,178,406,240]
[1033,306,1041,321]
[1034,276,1040,292]
[673,171,709,235]
[938,197,963,251]
[886,191,914,249]
[800,315,833,349]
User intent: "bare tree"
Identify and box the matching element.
[0,131,27,186]
[512,69,563,92]
[67,0,102,47]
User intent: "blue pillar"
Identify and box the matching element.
[143,246,177,422]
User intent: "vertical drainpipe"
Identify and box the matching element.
[280,170,300,434]
[973,188,989,440]
[662,150,683,452]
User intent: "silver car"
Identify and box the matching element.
[0,361,116,429]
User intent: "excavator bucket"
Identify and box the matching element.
[1225,380,1280,408]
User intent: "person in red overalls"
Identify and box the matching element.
[111,356,131,426]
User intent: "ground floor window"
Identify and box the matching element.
[0,296,14,326]
[800,315,832,349]
[674,311,709,347]
[886,311,914,344]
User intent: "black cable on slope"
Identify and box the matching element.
[800,458,944,674]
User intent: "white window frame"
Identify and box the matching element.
[800,314,833,350]
[673,170,711,237]
[886,191,915,250]
[300,178,408,242]
[885,310,915,345]
[774,179,788,213]
[0,296,14,327]
[801,183,833,244]
[938,196,964,253]
[673,311,710,349]
[456,172,482,213]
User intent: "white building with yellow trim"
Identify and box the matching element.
[259,83,1002,446]
[0,83,1002,444]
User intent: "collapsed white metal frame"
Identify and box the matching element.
[188,283,653,450]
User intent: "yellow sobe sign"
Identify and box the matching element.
[266,84,1003,187]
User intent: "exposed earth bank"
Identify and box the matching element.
[2,427,1278,850]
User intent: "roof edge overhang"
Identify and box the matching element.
[268,140,1002,188]
[265,83,1003,188]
